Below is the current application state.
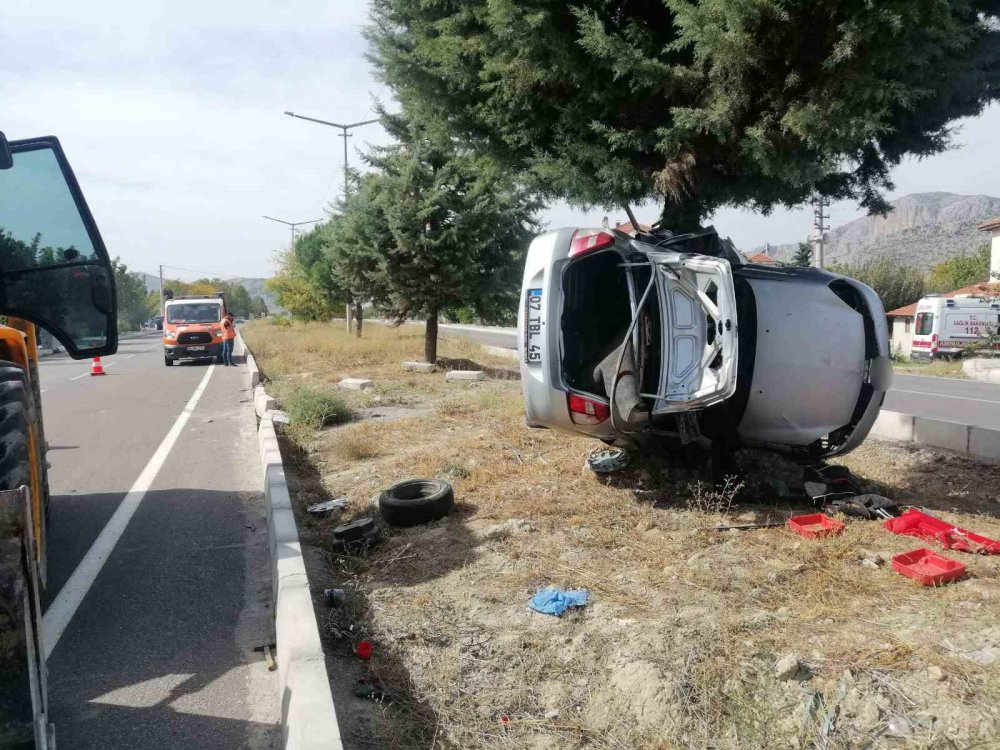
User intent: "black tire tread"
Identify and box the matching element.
[0,364,32,493]
[379,479,454,527]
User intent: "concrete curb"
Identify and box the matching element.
[242,331,344,750]
[962,358,1000,384]
[871,409,1000,461]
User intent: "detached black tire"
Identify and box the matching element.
[378,479,454,527]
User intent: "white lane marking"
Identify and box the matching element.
[124,354,136,360]
[890,389,1000,405]
[40,390,47,394]
[69,372,89,381]
[43,364,216,660]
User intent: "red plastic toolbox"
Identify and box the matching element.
[891,547,966,586]
[787,513,845,539]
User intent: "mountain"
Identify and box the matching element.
[139,273,283,312]
[759,193,1000,271]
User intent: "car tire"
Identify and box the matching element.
[164,357,174,366]
[378,479,454,527]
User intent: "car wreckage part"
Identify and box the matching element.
[891,547,966,586]
[378,479,454,527]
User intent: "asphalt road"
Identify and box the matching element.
[37,331,278,749]
[437,325,1000,430]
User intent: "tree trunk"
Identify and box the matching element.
[353,301,363,338]
[660,199,705,233]
[424,308,439,364]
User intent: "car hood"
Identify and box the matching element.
[737,273,865,445]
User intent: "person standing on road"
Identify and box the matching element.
[221,313,236,367]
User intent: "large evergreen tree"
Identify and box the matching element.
[792,242,813,267]
[327,116,539,362]
[368,0,1000,229]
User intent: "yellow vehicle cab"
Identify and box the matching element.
[162,292,228,366]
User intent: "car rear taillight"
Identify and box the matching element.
[567,394,611,425]
[931,333,938,355]
[569,230,615,257]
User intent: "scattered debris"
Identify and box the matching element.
[332,517,379,552]
[927,665,946,682]
[445,369,486,381]
[891,547,966,586]
[481,518,535,539]
[402,361,436,373]
[323,588,346,607]
[712,521,784,532]
[787,513,845,539]
[355,640,373,660]
[883,509,1000,554]
[378,478,455,526]
[586,446,631,474]
[858,549,885,569]
[827,493,900,520]
[307,497,349,519]
[354,676,394,703]
[775,654,801,681]
[340,377,375,391]
[529,586,589,616]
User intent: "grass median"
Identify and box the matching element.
[245,319,1000,750]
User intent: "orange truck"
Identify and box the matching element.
[161,292,228,366]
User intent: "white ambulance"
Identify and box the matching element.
[910,294,1000,359]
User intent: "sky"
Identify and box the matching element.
[3,1,1000,279]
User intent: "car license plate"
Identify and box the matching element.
[524,288,542,365]
[188,346,205,351]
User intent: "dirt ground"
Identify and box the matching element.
[245,320,1000,750]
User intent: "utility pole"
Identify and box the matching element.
[810,196,829,269]
[284,111,380,334]
[283,111,379,201]
[262,216,323,255]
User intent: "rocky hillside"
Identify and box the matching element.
[763,193,1000,271]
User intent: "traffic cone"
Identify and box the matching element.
[90,357,106,376]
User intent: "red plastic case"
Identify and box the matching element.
[891,547,966,586]
[787,514,846,539]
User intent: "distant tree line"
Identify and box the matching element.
[151,278,268,321]
[783,241,993,316]
[267,113,539,364]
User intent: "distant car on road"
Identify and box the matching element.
[235,317,246,324]
[153,315,163,330]
[518,226,892,458]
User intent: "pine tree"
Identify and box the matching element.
[792,242,813,267]
[327,116,539,363]
[368,0,1000,229]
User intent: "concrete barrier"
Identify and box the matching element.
[243,330,343,749]
[258,414,343,750]
[255,385,276,419]
[962,358,1000,385]
[871,409,999,462]
[970,427,1000,461]
[913,417,970,453]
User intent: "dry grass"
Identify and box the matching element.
[892,358,967,379]
[247,320,1000,750]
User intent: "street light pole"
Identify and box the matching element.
[262,215,323,254]
[283,111,379,200]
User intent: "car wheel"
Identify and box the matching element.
[378,479,454,527]
[164,357,174,366]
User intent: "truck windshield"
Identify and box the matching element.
[167,303,221,324]
[915,312,934,336]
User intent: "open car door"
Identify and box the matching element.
[0,133,117,358]
[645,250,738,413]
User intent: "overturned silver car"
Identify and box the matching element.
[517,227,892,458]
